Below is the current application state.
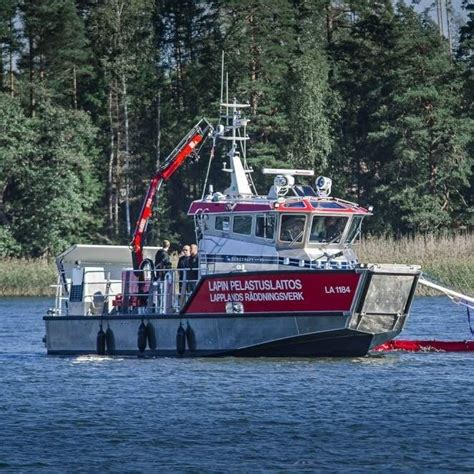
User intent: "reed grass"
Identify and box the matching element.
[0,258,57,297]
[358,233,474,295]
[0,233,472,297]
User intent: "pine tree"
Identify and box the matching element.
[219,0,296,172]
[0,0,19,97]
[86,0,156,239]
[458,1,473,118]
[328,0,396,202]
[368,4,472,233]
[19,0,91,112]
[153,0,223,245]
[286,0,337,174]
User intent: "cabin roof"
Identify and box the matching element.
[188,196,371,216]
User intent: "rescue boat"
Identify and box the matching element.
[44,100,422,357]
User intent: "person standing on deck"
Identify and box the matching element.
[188,244,199,291]
[154,239,171,280]
[177,245,191,294]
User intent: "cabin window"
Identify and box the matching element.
[309,216,348,243]
[215,215,230,232]
[346,216,363,243]
[310,201,346,210]
[279,214,306,243]
[233,215,252,235]
[256,214,275,240]
[284,201,305,208]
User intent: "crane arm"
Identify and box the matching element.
[131,118,213,270]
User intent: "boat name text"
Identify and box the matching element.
[208,278,304,303]
[208,278,303,292]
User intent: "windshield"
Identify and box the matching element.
[346,216,363,243]
[309,216,348,244]
[279,214,306,243]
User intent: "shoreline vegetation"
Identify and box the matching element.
[0,233,472,298]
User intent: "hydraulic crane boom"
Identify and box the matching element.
[130,118,213,270]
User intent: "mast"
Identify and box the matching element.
[219,99,253,197]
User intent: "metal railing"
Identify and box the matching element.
[51,267,198,317]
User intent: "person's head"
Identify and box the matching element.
[162,239,170,250]
[190,244,198,256]
[182,245,190,256]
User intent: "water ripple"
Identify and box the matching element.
[0,296,473,471]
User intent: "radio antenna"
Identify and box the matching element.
[220,51,225,117]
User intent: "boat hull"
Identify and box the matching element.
[44,312,396,357]
[44,264,420,358]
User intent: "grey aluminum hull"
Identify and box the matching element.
[44,264,420,357]
[44,313,394,357]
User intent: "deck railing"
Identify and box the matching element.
[52,267,198,316]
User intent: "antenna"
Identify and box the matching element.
[220,51,224,117]
[225,72,229,127]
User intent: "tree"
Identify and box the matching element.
[86,0,157,239]
[7,102,101,256]
[220,0,296,173]
[286,0,338,174]
[0,0,19,97]
[19,0,91,113]
[328,0,396,202]
[153,0,223,245]
[0,93,35,256]
[368,4,472,233]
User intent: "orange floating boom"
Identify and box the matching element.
[373,339,474,352]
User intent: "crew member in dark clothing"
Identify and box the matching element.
[177,245,191,293]
[187,244,199,291]
[154,239,171,280]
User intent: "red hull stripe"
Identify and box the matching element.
[185,271,361,314]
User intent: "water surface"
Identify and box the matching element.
[0,296,473,472]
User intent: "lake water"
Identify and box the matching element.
[0,296,473,472]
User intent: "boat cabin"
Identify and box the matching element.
[188,170,371,274]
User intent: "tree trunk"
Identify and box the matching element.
[0,181,10,226]
[123,75,131,236]
[28,36,35,116]
[9,40,14,98]
[72,65,78,109]
[0,49,4,92]
[156,92,161,169]
[248,13,259,115]
[108,89,115,234]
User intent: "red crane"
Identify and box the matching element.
[130,118,213,270]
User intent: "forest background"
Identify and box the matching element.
[0,0,472,268]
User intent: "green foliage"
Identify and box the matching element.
[329,2,472,233]
[0,93,36,255]
[6,100,102,256]
[221,0,296,171]
[370,5,472,233]
[19,0,91,110]
[0,226,21,257]
[286,0,337,173]
[0,1,471,259]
